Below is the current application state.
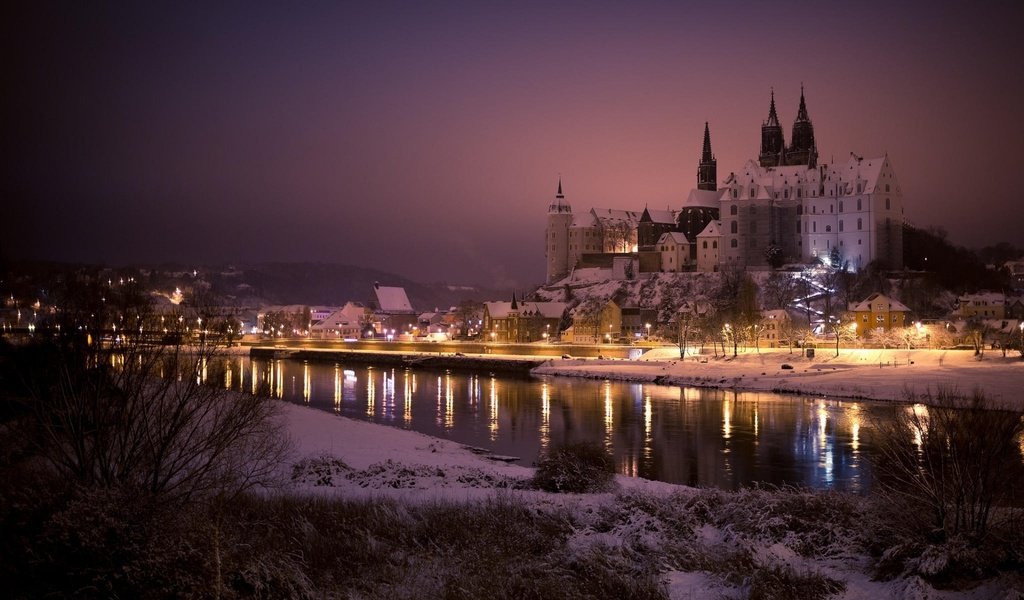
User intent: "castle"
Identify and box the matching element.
[545,89,904,283]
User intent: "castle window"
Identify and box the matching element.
[830,204,834,213]
[702,241,707,249]
[731,221,738,234]
[797,189,802,198]
[885,184,890,192]
[840,240,844,246]
[797,205,803,215]
[784,189,789,199]
[838,201,844,212]
[775,192,779,199]
[732,189,737,199]
[857,184,862,194]
[839,220,844,232]
[825,225,832,232]
[750,189,755,199]
[730,239,738,248]
[857,199,862,211]
[813,206,817,214]
[885,198,891,210]
[813,221,817,233]
[857,218,862,230]
[858,239,862,245]
[713,241,717,249]
[730,204,737,215]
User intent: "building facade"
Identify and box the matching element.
[544,89,905,283]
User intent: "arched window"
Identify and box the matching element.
[857,218,863,230]
[730,204,737,215]
[839,220,844,232]
[730,221,738,234]
[730,239,738,248]
[885,198,891,210]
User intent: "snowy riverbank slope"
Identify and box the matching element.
[278,401,1023,599]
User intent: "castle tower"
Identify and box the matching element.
[697,122,717,191]
[759,90,785,168]
[786,85,818,167]
[545,178,573,283]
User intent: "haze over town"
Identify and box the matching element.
[4,2,1023,287]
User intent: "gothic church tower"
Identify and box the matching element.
[697,122,717,191]
[545,178,573,283]
[785,86,818,167]
[759,90,785,168]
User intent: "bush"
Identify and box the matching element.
[533,441,616,493]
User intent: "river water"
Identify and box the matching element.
[218,356,892,491]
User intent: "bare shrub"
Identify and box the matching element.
[867,387,1024,584]
[533,441,617,493]
[747,563,845,600]
[19,339,291,504]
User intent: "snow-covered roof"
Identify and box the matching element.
[683,189,724,208]
[656,231,689,245]
[848,293,910,313]
[570,212,598,228]
[697,220,722,238]
[591,208,642,228]
[311,303,367,331]
[485,301,567,319]
[373,284,414,313]
[644,208,677,224]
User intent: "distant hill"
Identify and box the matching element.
[0,260,514,313]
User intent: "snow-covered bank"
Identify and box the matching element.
[533,348,1024,408]
[276,401,1023,599]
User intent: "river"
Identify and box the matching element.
[216,356,890,491]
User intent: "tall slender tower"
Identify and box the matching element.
[697,122,717,191]
[759,90,785,168]
[545,178,573,283]
[786,85,818,167]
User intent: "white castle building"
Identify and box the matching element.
[545,89,905,283]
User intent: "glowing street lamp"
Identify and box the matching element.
[645,322,651,340]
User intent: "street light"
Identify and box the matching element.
[645,322,651,340]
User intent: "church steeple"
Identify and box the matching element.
[548,176,571,214]
[697,122,717,191]
[759,89,785,168]
[786,84,817,168]
[510,291,518,310]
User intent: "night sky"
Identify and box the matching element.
[3,2,1022,288]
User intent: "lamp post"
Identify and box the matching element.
[645,322,651,341]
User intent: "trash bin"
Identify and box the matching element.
[805,348,815,358]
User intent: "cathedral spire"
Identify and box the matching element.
[701,121,713,161]
[796,84,809,122]
[697,121,717,191]
[759,89,785,168]
[766,88,780,127]
[556,177,564,199]
[510,291,518,310]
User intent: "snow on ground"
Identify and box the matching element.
[534,348,1024,408]
[276,395,1023,599]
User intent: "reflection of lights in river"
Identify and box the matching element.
[488,377,498,441]
[540,382,551,452]
[603,381,613,449]
[303,362,310,403]
[274,361,283,399]
[444,373,454,430]
[251,361,258,395]
[753,404,759,439]
[224,362,232,390]
[366,368,375,416]
[722,396,733,440]
[643,393,653,462]
[199,356,207,385]
[849,404,861,452]
[334,365,342,411]
[403,370,412,424]
[817,400,828,450]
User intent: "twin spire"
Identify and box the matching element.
[759,86,816,168]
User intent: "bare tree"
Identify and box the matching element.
[870,388,1024,543]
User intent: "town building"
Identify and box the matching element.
[955,292,1006,319]
[848,293,911,337]
[482,295,566,343]
[544,89,905,283]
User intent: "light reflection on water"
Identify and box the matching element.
[217,357,900,491]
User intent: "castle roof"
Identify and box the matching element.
[683,188,724,208]
[656,231,689,245]
[697,220,722,237]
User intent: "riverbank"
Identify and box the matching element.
[533,347,1024,408]
[277,399,1023,598]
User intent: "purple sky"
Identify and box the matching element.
[3,2,1022,288]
